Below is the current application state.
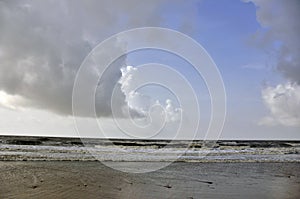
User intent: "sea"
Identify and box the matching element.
[0,136,299,162]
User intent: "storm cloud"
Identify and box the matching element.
[0,0,198,117]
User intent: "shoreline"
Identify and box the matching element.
[1,136,300,198]
[1,136,299,162]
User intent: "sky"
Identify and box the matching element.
[0,0,299,139]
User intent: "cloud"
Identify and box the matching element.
[0,0,198,117]
[0,91,29,110]
[245,0,300,127]
[245,0,300,84]
[118,66,181,122]
[260,83,300,127]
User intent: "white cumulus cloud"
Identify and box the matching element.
[119,66,181,123]
[260,83,300,127]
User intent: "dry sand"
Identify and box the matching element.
[0,161,299,199]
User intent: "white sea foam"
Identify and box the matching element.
[0,140,299,162]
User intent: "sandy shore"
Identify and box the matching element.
[0,161,299,199]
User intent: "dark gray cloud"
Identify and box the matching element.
[0,0,198,116]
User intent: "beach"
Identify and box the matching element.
[0,136,300,198]
[0,161,299,199]
[1,0,299,198]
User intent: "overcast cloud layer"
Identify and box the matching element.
[0,0,197,117]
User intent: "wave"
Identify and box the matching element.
[0,136,299,162]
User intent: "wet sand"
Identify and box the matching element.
[0,161,299,199]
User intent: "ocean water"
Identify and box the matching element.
[0,136,299,162]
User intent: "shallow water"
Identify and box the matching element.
[0,136,299,162]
